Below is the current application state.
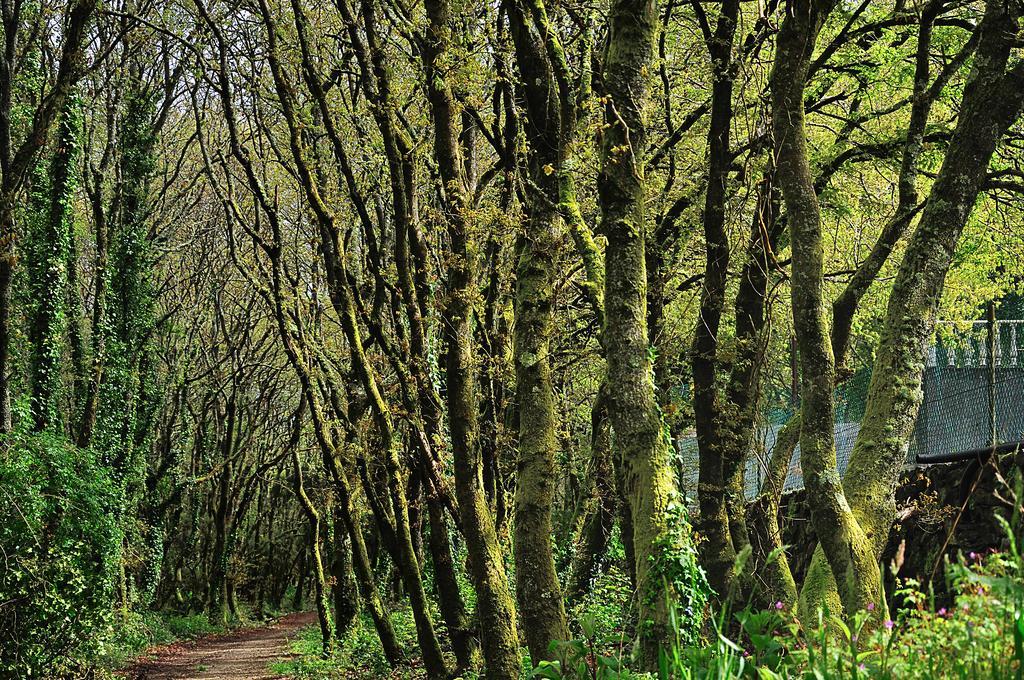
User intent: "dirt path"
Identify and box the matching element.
[120,611,317,680]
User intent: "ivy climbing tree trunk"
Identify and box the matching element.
[0,0,97,433]
[27,97,81,432]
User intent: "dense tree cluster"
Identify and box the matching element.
[1,0,1022,675]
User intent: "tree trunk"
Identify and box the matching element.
[722,173,782,556]
[692,0,741,598]
[771,0,883,621]
[747,415,799,609]
[422,0,521,674]
[77,166,109,447]
[567,385,617,601]
[331,502,358,638]
[426,493,478,671]
[598,0,706,661]
[291,434,335,656]
[292,540,307,612]
[504,0,583,659]
[800,0,1024,616]
[512,198,570,658]
[27,98,80,433]
[209,463,233,626]
[337,478,403,664]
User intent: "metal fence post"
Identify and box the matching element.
[988,301,997,450]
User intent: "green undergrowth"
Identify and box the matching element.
[272,604,423,679]
[272,546,1023,680]
[95,610,226,672]
[272,565,634,679]
[1,430,120,676]
[535,542,1024,679]
[566,566,635,654]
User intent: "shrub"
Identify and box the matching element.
[0,431,121,677]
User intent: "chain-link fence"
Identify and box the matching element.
[678,319,1024,501]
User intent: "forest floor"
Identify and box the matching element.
[119,611,316,679]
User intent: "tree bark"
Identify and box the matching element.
[598,0,706,661]
[800,0,1024,616]
[506,0,574,661]
[692,0,741,597]
[771,0,882,620]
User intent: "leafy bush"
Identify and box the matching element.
[0,431,121,677]
[91,610,224,671]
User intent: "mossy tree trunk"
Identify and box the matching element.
[750,0,968,613]
[598,0,706,662]
[691,0,741,597]
[799,0,1024,616]
[720,171,783,568]
[771,0,882,620]
[511,190,570,660]
[421,0,522,674]
[747,415,799,609]
[506,0,576,662]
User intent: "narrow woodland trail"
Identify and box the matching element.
[120,612,316,680]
